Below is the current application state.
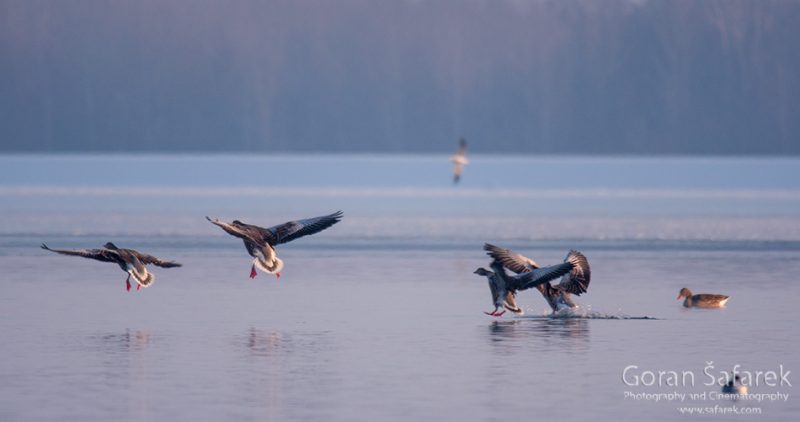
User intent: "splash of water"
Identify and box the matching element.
[516,305,657,320]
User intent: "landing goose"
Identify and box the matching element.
[41,242,182,291]
[450,138,469,184]
[206,211,343,279]
[477,243,591,315]
[677,288,729,308]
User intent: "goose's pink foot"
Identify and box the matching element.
[250,264,257,279]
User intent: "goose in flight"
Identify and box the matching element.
[41,242,182,291]
[475,243,591,316]
[677,288,729,308]
[206,211,343,279]
[450,138,469,184]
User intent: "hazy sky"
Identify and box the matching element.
[1,0,798,154]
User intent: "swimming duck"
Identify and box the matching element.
[722,374,748,395]
[677,288,729,308]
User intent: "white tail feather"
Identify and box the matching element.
[253,257,284,274]
[129,269,154,287]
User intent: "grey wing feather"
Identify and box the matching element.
[513,262,576,291]
[41,243,119,263]
[555,250,591,295]
[262,211,343,245]
[206,217,265,245]
[131,251,182,268]
[483,243,539,273]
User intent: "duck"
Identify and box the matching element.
[722,374,748,395]
[677,287,729,308]
[450,138,469,184]
[475,244,591,316]
[41,242,182,291]
[206,211,342,279]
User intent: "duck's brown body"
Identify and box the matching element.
[677,288,729,308]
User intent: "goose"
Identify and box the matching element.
[41,242,181,291]
[206,211,343,279]
[450,138,469,184]
[477,243,591,316]
[722,374,748,395]
[677,288,729,308]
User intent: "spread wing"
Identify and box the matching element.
[511,261,576,291]
[129,250,182,268]
[206,217,265,245]
[554,250,591,295]
[41,243,119,263]
[483,243,540,273]
[257,211,343,245]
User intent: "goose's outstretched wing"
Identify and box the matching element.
[484,243,540,273]
[129,250,182,268]
[41,243,119,263]
[554,250,591,295]
[511,261,576,291]
[206,217,265,245]
[257,211,343,245]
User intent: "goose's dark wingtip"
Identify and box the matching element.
[483,243,501,252]
[40,243,50,250]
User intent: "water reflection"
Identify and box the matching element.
[234,328,341,420]
[244,328,290,357]
[487,318,590,354]
[92,329,152,353]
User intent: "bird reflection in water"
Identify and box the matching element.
[96,329,152,353]
[487,318,589,353]
[245,328,291,357]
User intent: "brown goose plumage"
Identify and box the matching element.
[41,242,181,291]
[206,211,343,279]
[475,243,591,316]
[677,287,729,308]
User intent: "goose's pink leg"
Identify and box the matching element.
[250,264,257,279]
[276,272,281,280]
[126,274,131,292]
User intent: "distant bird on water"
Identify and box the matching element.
[450,138,469,184]
[206,211,343,279]
[41,243,182,291]
[722,374,748,395]
[475,243,591,316]
[677,287,729,308]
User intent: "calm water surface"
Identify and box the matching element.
[1,155,798,421]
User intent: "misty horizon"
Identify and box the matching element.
[1,0,799,155]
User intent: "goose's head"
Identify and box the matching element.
[677,287,692,300]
